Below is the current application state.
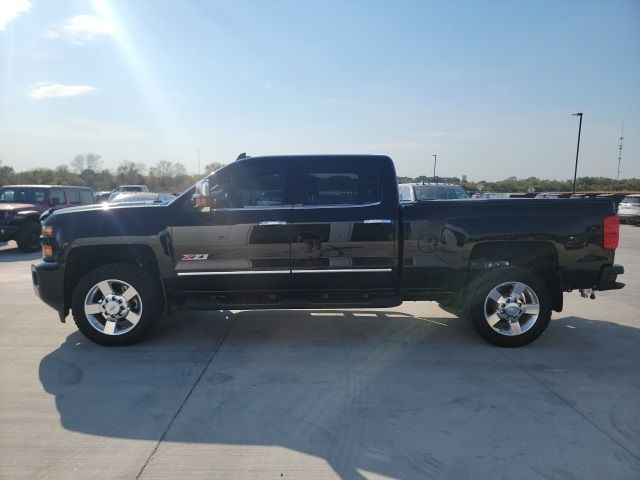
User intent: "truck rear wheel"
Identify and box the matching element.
[466,267,552,347]
[17,221,41,253]
[71,263,163,346]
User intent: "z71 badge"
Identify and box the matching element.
[181,254,209,261]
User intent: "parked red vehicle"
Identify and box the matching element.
[0,185,94,252]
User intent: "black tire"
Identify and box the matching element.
[464,267,552,347]
[17,221,41,253]
[71,263,163,346]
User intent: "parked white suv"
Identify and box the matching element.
[398,183,470,202]
[107,185,149,202]
[618,195,640,224]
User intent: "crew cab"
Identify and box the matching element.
[1,185,94,252]
[31,155,624,347]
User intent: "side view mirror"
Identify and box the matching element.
[50,197,61,206]
[193,179,211,212]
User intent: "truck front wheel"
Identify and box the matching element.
[466,267,552,347]
[71,263,163,346]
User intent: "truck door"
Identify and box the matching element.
[290,157,397,291]
[171,158,293,292]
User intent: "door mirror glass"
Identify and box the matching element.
[193,179,211,212]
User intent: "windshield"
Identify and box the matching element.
[0,187,47,204]
[621,196,640,206]
[413,185,470,200]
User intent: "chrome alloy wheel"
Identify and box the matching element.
[483,281,540,336]
[83,279,143,336]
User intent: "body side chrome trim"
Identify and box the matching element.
[292,268,393,273]
[177,270,289,276]
[292,201,381,210]
[177,268,393,276]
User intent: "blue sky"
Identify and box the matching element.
[0,0,638,180]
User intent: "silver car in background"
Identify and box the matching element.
[398,183,470,202]
[618,195,640,224]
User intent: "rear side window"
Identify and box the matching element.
[67,190,81,204]
[295,159,380,206]
[50,189,66,204]
[210,161,287,208]
[80,190,94,204]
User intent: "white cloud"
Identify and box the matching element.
[46,15,114,44]
[0,0,31,31]
[30,84,97,99]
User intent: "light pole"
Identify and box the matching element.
[432,154,437,183]
[572,112,583,193]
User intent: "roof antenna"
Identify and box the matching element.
[236,152,249,161]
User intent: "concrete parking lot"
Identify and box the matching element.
[1,227,639,480]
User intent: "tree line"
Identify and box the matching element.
[1,156,638,194]
[397,175,640,193]
[0,155,225,193]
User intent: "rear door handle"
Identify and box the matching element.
[363,219,392,224]
[258,221,287,226]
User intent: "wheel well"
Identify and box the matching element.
[18,217,40,232]
[469,241,563,311]
[64,244,164,312]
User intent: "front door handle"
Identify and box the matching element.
[258,221,287,226]
[363,219,392,224]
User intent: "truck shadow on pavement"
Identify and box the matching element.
[0,245,40,262]
[39,310,640,479]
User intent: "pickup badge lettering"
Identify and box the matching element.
[181,254,209,261]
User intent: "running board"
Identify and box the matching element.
[185,294,402,311]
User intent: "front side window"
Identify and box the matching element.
[295,160,380,206]
[210,161,287,209]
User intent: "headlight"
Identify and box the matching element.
[41,225,54,258]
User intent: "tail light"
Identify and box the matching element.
[603,214,620,250]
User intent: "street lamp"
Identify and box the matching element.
[572,112,583,193]
[432,154,437,183]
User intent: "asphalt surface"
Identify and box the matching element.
[0,226,639,480]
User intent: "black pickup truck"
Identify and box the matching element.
[32,155,624,347]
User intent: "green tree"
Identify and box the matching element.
[204,162,225,174]
[0,160,15,186]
